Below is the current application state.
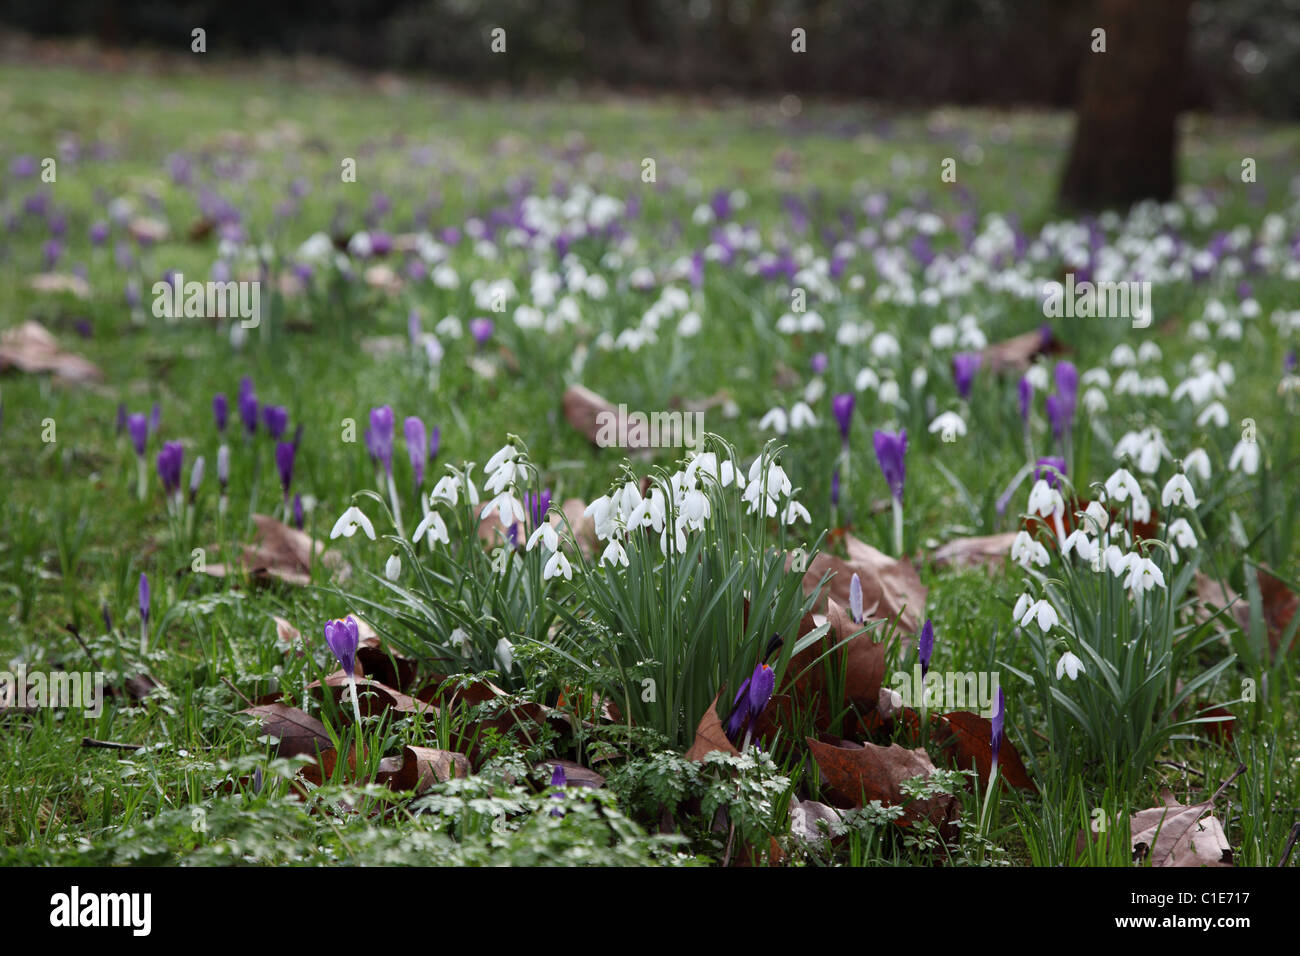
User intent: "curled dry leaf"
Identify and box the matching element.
[980,325,1063,374]
[307,672,433,719]
[241,702,333,760]
[806,736,958,830]
[203,513,349,586]
[1130,789,1233,867]
[378,746,470,794]
[929,532,1018,570]
[789,798,845,846]
[685,693,740,762]
[128,216,170,244]
[0,320,102,383]
[933,710,1037,792]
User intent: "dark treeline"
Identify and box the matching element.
[4,0,1297,116]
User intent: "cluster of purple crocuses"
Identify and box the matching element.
[363,404,440,537]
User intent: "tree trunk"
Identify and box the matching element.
[1059,0,1192,211]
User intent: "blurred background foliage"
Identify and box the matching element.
[2,0,1298,117]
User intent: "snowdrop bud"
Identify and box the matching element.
[385,553,401,581]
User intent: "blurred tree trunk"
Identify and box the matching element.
[1059,0,1192,210]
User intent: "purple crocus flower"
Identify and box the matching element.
[148,403,161,435]
[138,572,150,627]
[275,441,296,499]
[1034,456,1067,489]
[990,688,1006,774]
[369,406,395,475]
[292,493,304,529]
[43,239,62,270]
[872,428,908,503]
[127,413,149,457]
[811,352,828,376]
[1285,350,1297,375]
[263,405,289,440]
[238,388,259,437]
[403,416,428,489]
[526,488,552,529]
[213,394,228,434]
[1054,361,1079,417]
[831,393,855,444]
[1017,376,1033,423]
[830,467,841,507]
[469,317,494,347]
[918,618,934,678]
[156,441,184,496]
[324,616,360,676]
[952,352,981,400]
[724,662,776,742]
[1045,393,1070,441]
[549,764,567,817]
[429,425,441,464]
[90,221,109,245]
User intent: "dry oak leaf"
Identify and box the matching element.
[378,746,470,794]
[686,693,740,762]
[0,320,102,383]
[929,532,1018,570]
[1130,789,1233,867]
[789,798,845,845]
[26,273,92,300]
[980,326,1064,374]
[795,533,926,634]
[806,736,958,830]
[240,702,333,760]
[203,513,349,586]
[788,599,886,721]
[307,672,434,719]
[933,710,1037,793]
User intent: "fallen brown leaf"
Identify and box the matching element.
[0,320,102,383]
[378,745,470,793]
[929,532,1018,570]
[241,702,333,759]
[1130,788,1233,867]
[807,736,958,830]
[933,710,1037,792]
[686,693,740,761]
[203,513,349,586]
[796,533,926,633]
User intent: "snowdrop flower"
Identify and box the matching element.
[485,443,519,476]
[601,538,629,568]
[1056,651,1086,681]
[1020,598,1059,632]
[870,332,900,360]
[1027,479,1065,519]
[1183,448,1212,482]
[1161,473,1198,509]
[430,473,462,507]
[330,505,376,540]
[483,491,527,529]
[1062,529,1095,562]
[1168,517,1197,549]
[928,411,967,440]
[412,509,449,545]
[1123,556,1166,593]
[1104,468,1142,503]
[1228,440,1260,475]
[1103,544,1128,576]
[1024,363,1050,391]
[1081,500,1109,536]
[1197,402,1229,429]
[526,521,559,553]
[1082,387,1108,414]
[783,499,811,525]
[1012,592,1033,623]
[385,553,402,580]
[758,407,789,435]
[495,637,515,673]
[1011,530,1050,569]
[584,495,617,540]
[878,379,902,406]
[854,367,880,392]
[1110,344,1137,367]
[1130,492,1152,525]
[789,401,818,430]
[543,549,573,581]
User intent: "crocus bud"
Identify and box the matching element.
[850,572,863,624]
[324,616,360,676]
[212,393,228,434]
[217,444,230,490]
[138,573,150,626]
[918,618,934,678]
[188,455,205,503]
[990,688,1006,773]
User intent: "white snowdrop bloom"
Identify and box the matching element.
[1217,361,1235,386]
[448,627,469,654]
[385,554,402,581]
[1218,319,1243,340]
[583,274,609,299]
[627,488,667,533]
[956,325,987,350]
[855,367,880,392]
[482,491,527,529]
[1114,430,1147,462]
[928,411,967,439]
[543,549,573,581]
[1103,545,1129,577]
[799,311,826,333]
[758,407,789,435]
[790,402,818,430]
[775,312,799,334]
[1203,298,1227,323]
[1082,387,1108,414]
[1024,363,1050,391]
[1110,344,1137,367]
[692,203,714,225]
[1082,501,1109,535]
[296,231,335,264]
[424,335,444,366]
[660,515,689,553]
[1136,430,1169,474]
[1197,402,1229,429]
[1130,493,1152,525]
[1011,531,1050,569]
[412,509,449,546]
[1168,518,1197,549]
[1173,370,1225,405]
[1081,367,1111,389]
[628,266,656,290]
[870,332,901,360]
[1056,651,1086,681]
[1012,592,1033,623]
[432,264,461,291]
[1228,440,1260,475]
[495,637,515,673]
[1137,342,1162,364]
[911,366,929,392]
[1123,556,1166,593]
[513,304,544,330]
[330,505,376,540]
[1027,479,1065,519]
[617,481,643,518]
[930,324,957,349]
[1183,448,1211,481]
[681,487,711,527]
[346,231,373,258]
[1020,598,1059,632]
[430,473,462,507]
[1062,529,1095,562]
[584,495,616,541]
[526,521,559,553]
[484,459,521,495]
[803,378,826,404]
[678,311,702,336]
[435,314,463,338]
[1104,468,1142,503]
[600,537,629,568]
[1188,320,1211,341]
[878,379,902,405]
[1113,369,1142,395]
[1161,473,1198,509]
[783,499,812,525]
